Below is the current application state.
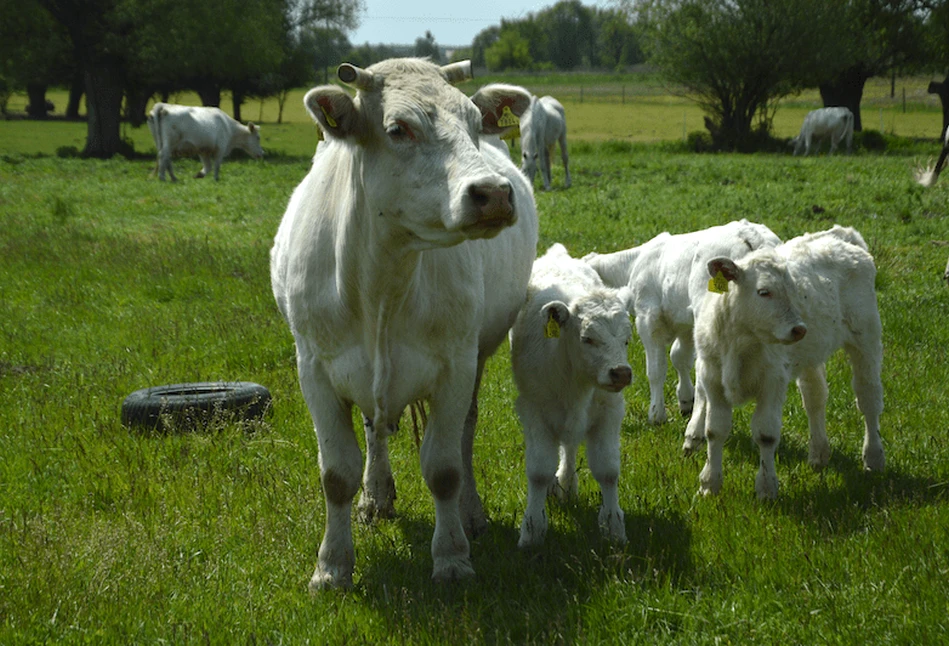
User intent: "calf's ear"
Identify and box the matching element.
[471,84,532,135]
[707,257,741,283]
[304,86,360,140]
[541,301,570,326]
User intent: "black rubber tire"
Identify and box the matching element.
[121,381,271,432]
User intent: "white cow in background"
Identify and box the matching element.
[684,225,884,500]
[791,107,854,156]
[915,125,949,187]
[520,95,571,190]
[510,243,633,548]
[148,103,264,181]
[583,220,782,425]
[270,58,537,589]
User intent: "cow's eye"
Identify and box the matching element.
[757,289,771,298]
[386,121,415,142]
[581,336,596,345]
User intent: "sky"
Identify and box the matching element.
[348,0,611,47]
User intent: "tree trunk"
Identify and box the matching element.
[232,90,243,123]
[125,86,152,128]
[819,64,870,132]
[195,80,221,108]
[927,75,949,141]
[82,57,125,158]
[66,72,83,119]
[26,83,51,118]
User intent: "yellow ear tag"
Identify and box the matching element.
[498,105,520,140]
[708,271,729,294]
[544,311,561,339]
[320,104,338,128]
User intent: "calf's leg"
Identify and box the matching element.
[797,364,831,469]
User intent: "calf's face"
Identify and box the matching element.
[543,291,633,392]
[708,256,807,345]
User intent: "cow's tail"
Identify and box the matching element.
[151,104,167,176]
[917,126,949,187]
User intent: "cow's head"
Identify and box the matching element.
[303,58,532,248]
[707,254,807,345]
[519,96,542,183]
[541,288,633,392]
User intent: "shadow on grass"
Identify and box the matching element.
[352,503,693,641]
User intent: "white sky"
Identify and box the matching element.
[349,0,612,47]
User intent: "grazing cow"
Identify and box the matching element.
[790,107,854,156]
[270,58,537,589]
[584,220,782,425]
[684,225,884,499]
[915,125,949,187]
[148,103,264,181]
[520,95,571,190]
[510,244,633,548]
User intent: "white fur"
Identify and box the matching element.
[685,225,885,500]
[510,243,633,548]
[790,107,854,156]
[519,95,571,190]
[148,103,263,181]
[584,220,781,425]
[270,59,537,589]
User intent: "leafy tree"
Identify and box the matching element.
[414,30,442,63]
[485,27,533,71]
[537,0,596,69]
[595,7,642,69]
[471,26,500,69]
[636,0,840,149]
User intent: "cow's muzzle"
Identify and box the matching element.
[466,181,514,231]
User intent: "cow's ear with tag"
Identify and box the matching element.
[540,301,570,339]
[707,257,741,283]
[304,86,360,140]
[471,84,532,135]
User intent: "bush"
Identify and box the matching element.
[856,129,887,152]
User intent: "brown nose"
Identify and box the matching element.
[469,183,513,222]
[609,366,633,389]
[790,325,807,342]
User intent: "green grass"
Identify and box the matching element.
[2,114,949,643]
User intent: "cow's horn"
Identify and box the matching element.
[441,60,473,84]
[338,63,374,91]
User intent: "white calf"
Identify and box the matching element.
[685,225,884,499]
[584,220,781,425]
[510,243,633,548]
[791,107,854,156]
[520,95,571,191]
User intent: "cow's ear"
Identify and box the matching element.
[615,286,635,313]
[708,257,741,283]
[304,86,359,139]
[471,84,532,135]
[247,122,257,134]
[540,301,571,340]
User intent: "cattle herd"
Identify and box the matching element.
[155,56,902,590]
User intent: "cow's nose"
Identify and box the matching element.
[609,366,633,389]
[790,325,807,342]
[469,182,513,222]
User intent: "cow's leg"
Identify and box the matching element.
[297,353,362,591]
[357,414,396,521]
[212,153,224,181]
[587,403,626,544]
[541,144,553,191]
[797,364,830,469]
[846,337,885,472]
[517,404,557,548]
[552,443,579,500]
[159,149,176,182]
[459,362,487,537]
[423,365,476,581]
[670,334,696,417]
[682,363,708,455]
[751,387,787,500]
[698,378,731,496]
[559,132,571,188]
[637,313,669,425]
[195,154,211,179]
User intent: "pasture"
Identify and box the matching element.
[2,79,949,643]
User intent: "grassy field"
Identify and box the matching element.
[2,83,949,643]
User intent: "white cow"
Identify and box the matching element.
[684,225,884,500]
[510,243,633,548]
[791,107,854,156]
[915,125,949,187]
[148,103,264,181]
[520,95,571,191]
[270,58,537,589]
[584,220,782,425]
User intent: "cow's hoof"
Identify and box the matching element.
[648,405,667,425]
[356,495,396,523]
[679,399,694,417]
[598,508,627,545]
[698,464,722,495]
[863,445,886,472]
[432,556,475,583]
[308,566,353,592]
[808,441,831,470]
[682,435,704,456]
[755,472,779,501]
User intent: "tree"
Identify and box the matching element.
[485,27,533,71]
[471,26,500,69]
[414,30,442,63]
[595,7,643,69]
[636,0,840,149]
[537,0,596,69]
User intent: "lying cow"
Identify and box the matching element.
[791,107,854,156]
[510,243,633,548]
[270,58,537,589]
[584,220,781,425]
[915,125,949,187]
[148,103,264,181]
[684,225,884,499]
[520,95,571,190]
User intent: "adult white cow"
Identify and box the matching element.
[148,103,264,181]
[915,125,949,187]
[790,107,854,156]
[583,220,782,425]
[684,225,884,500]
[510,243,633,548]
[270,58,537,589]
[520,95,571,191]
